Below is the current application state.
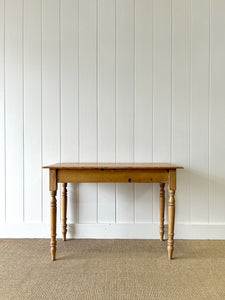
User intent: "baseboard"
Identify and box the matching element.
[0,223,225,239]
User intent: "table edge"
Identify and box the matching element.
[42,163,184,170]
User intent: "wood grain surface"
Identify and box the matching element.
[43,163,183,170]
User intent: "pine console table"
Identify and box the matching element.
[43,163,183,261]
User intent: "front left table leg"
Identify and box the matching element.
[61,183,67,241]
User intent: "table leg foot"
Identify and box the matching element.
[167,239,174,259]
[51,243,56,261]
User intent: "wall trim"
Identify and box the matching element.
[0,223,225,239]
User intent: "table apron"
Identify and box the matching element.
[56,169,169,183]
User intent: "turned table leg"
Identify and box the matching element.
[50,169,57,261]
[167,170,176,260]
[159,183,165,241]
[50,190,57,261]
[61,183,67,241]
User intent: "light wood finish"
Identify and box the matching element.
[57,169,169,183]
[49,169,57,191]
[44,163,183,260]
[61,183,67,241]
[159,183,165,241]
[167,169,176,259]
[49,169,57,261]
[43,162,183,170]
[50,190,57,261]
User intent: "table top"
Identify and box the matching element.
[43,163,183,170]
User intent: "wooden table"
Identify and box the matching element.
[43,163,183,261]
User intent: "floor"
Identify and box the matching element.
[1,239,225,299]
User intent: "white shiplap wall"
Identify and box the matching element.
[1,0,225,239]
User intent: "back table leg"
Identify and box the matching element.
[61,183,67,241]
[159,183,165,241]
[50,191,57,260]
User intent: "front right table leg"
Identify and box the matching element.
[167,169,176,260]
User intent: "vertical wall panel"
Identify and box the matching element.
[79,0,97,163]
[79,183,97,224]
[98,183,115,223]
[210,0,225,223]
[135,183,152,223]
[98,0,116,163]
[172,0,191,223]
[60,0,79,224]
[42,0,60,222]
[152,0,172,223]
[78,0,98,223]
[5,0,23,222]
[61,0,78,162]
[116,0,134,223]
[0,0,5,222]
[134,0,153,223]
[98,0,116,223]
[116,184,134,223]
[24,0,42,222]
[116,0,134,163]
[190,0,209,223]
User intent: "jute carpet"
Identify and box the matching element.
[0,239,225,300]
